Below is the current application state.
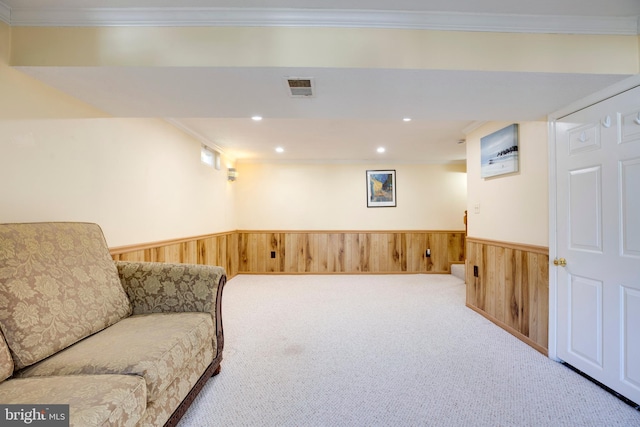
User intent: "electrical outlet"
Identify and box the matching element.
[473,265,479,277]
[270,251,276,259]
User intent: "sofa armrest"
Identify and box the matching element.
[115,261,225,314]
[115,261,226,354]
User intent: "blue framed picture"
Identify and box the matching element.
[366,170,396,207]
[481,124,519,178]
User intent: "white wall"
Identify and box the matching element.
[1,21,466,243]
[466,121,548,246]
[235,162,467,230]
[0,119,236,247]
[1,23,236,247]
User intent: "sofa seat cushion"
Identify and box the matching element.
[137,344,214,427]
[0,223,132,369]
[17,312,214,402]
[0,374,147,427]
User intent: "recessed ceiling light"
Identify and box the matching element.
[403,118,412,122]
[251,116,263,121]
[275,147,284,153]
[377,147,386,153]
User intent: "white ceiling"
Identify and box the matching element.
[4,0,639,163]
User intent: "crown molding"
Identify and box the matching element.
[461,121,488,135]
[0,2,10,24]
[5,7,639,35]
[165,118,233,162]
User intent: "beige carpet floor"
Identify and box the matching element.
[179,274,640,426]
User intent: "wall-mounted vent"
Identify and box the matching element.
[285,77,315,98]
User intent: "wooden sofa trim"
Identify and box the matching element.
[163,274,226,427]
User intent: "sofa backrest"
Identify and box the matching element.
[0,331,12,381]
[0,222,132,370]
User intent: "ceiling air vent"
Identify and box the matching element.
[285,77,315,98]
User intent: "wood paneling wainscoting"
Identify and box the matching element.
[110,232,239,278]
[237,231,465,274]
[465,238,549,355]
[110,230,465,277]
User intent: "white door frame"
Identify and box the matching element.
[547,74,640,361]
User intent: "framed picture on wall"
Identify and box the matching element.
[366,170,396,207]
[481,124,519,178]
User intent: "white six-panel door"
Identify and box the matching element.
[554,86,640,405]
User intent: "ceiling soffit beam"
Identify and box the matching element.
[4,7,639,36]
[11,28,638,75]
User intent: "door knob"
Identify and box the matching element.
[553,258,567,267]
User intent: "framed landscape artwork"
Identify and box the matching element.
[366,170,396,207]
[481,124,519,178]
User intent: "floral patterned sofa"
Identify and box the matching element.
[0,222,226,426]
